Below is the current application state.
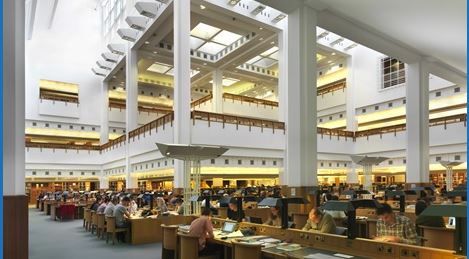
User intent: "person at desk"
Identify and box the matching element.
[129,198,138,214]
[375,203,418,245]
[113,196,131,242]
[189,209,218,255]
[264,206,282,227]
[175,198,184,215]
[104,196,118,217]
[302,207,336,234]
[415,200,445,232]
[156,197,168,213]
[97,197,109,213]
[227,199,245,221]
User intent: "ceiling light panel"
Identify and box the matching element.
[190,36,205,49]
[246,56,262,64]
[254,58,277,68]
[147,62,172,74]
[190,23,221,40]
[211,30,243,46]
[198,42,226,55]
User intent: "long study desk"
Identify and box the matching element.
[129,214,193,245]
[201,217,466,259]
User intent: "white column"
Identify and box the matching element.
[125,45,139,189]
[173,0,191,189]
[99,168,109,190]
[277,29,288,185]
[212,69,223,113]
[345,56,359,184]
[284,6,317,187]
[3,0,25,196]
[100,81,109,144]
[406,61,429,184]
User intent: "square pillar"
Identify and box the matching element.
[125,45,138,190]
[100,81,109,144]
[212,69,223,113]
[406,61,430,185]
[173,0,191,189]
[345,56,359,184]
[283,6,318,188]
[3,1,28,258]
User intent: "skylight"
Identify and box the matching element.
[190,22,243,56]
[209,77,240,87]
[147,62,200,78]
[191,23,221,40]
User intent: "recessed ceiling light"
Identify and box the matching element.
[331,52,336,56]
[200,4,206,9]
[270,41,275,45]
[203,63,207,65]
[145,41,150,44]
[259,37,264,41]
[327,60,332,63]
[259,27,263,30]
[153,51,158,54]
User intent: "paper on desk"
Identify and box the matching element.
[303,253,343,259]
[259,238,281,243]
[333,254,354,258]
[225,230,244,238]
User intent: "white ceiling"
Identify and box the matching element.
[258,0,467,73]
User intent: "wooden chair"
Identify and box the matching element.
[83,209,91,231]
[90,211,98,235]
[161,224,179,259]
[177,233,219,259]
[231,240,262,259]
[105,216,128,245]
[96,213,106,239]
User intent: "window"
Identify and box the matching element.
[45,171,49,175]
[435,91,441,97]
[81,126,85,130]
[57,124,61,128]
[32,171,36,175]
[388,160,393,165]
[225,159,229,165]
[92,127,96,131]
[57,172,61,175]
[361,108,366,113]
[250,160,254,165]
[455,155,461,160]
[164,161,168,166]
[238,160,242,165]
[454,87,461,93]
[262,160,266,165]
[69,172,73,175]
[69,125,73,129]
[81,172,85,175]
[211,159,215,164]
[403,159,406,164]
[388,103,393,107]
[92,172,96,175]
[320,162,324,167]
[375,106,379,111]
[45,123,49,127]
[436,156,441,162]
[32,122,37,126]
[273,161,277,166]
[403,99,406,104]
[381,57,405,88]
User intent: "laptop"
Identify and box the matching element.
[215,221,237,237]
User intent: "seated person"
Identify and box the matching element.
[189,209,218,255]
[129,198,138,214]
[156,197,168,213]
[302,207,336,234]
[113,197,131,228]
[89,198,101,211]
[175,198,184,215]
[415,200,445,232]
[104,197,118,217]
[264,206,282,227]
[227,199,245,222]
[375,203,418,245]
[97,197,109,213]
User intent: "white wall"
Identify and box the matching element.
[25,0,102,125]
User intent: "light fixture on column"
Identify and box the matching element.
[117,28,138,42]
[344,43,358,51]
[351,155,388,192]
[96,60,112,70]
[101,52,119,63]
[330,37,344,46]
[107,44,125,55]
[271,13,286,23]
[227,0,241,6]
[317,31,329,40]
[92,68,107,77]
[125,16,149,31]
[251,5,266,15]
[135,2,158,18]
[439,161,463,192]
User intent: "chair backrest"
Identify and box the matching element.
[161,224,179,250]
[91,211,97,224]
[232,240,262,259]
[177,233,200,259]
[106,216,116,232]
[292,213,308,230]
[84,209,91,221]
[97,213,105,228]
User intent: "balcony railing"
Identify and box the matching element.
[223,93,279,108]
[191,94,213,108]
[191,110,285,133]
[317,79,347,96]
[25,113,466,151]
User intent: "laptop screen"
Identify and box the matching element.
[222,222,237,233]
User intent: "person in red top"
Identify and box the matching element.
[189,209,220,256]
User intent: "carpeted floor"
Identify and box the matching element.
[29,208,162,259]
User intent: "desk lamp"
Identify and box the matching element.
[420,204,467,255]
[385,190,406,213]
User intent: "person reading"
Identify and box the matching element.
[189,209,219,256]
[264,206,282,227]
[374,203,418,245]
[227,198,245,222]
[302,207,336,234]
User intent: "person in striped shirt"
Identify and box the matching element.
[374,203,418,245]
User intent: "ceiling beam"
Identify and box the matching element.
[48,0,59,29]
[26,0,37,40]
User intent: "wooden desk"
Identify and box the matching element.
[129,215,194,245]
[245,208,271,223]
[40,200,45,211]
[421,226,455,250]
[205,219,464,259]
